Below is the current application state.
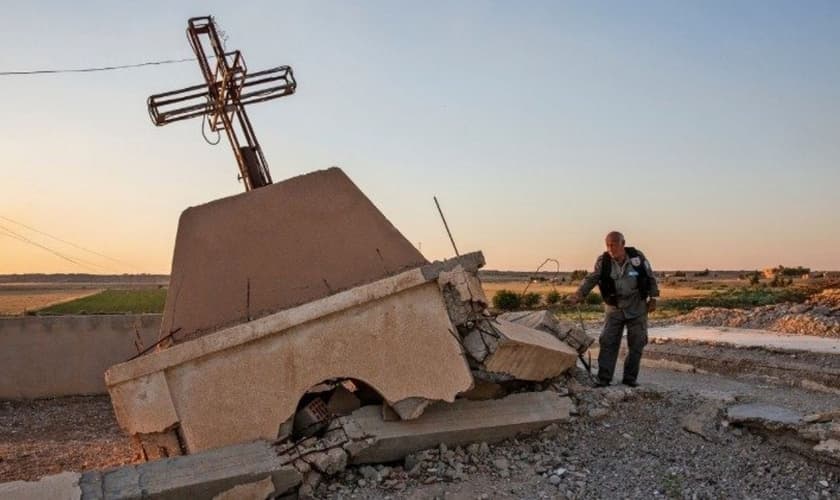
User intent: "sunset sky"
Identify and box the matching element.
[1,1,838,274]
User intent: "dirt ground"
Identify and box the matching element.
[2,343,839,500]
[0,396,138,482]
[0,288,102,315]
[480,280,721,301]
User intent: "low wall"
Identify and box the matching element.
[0,314,161,399]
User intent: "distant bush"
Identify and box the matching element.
[585,292,603,305]
[570,270,588,281]
[745,271,761,285]
[545,290,561,305]
[770,274,792,288]
[522,292,542,308]
[694,269,710,277]
[674,271,686,278]
[777,265,810,277]
[492,289,521,310]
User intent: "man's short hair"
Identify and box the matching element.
[606,231,625,244]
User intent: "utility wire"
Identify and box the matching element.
[0,224,106,272]
[0,57,197,77]
[0,215,136,270]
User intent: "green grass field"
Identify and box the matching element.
[34,289,167,315]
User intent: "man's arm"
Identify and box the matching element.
[570,255,603,303]
[639,250,659,312]
[640,251,660,298]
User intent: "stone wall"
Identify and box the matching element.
[0,314,160,399]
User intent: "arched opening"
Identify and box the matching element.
[280,377,385,442]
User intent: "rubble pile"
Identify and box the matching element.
[725,404,840,467]
[674,288,840,338]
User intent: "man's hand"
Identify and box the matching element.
[647,298,657,313]
[567,292,583,305]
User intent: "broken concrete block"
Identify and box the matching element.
[681,401,724,442]
[136,427,184,461]
[212,476,275,500]
[0,471,81,500]
[80,440,300,500]
[481,319,578,381]
[160,167,429,344]
[438,264,488,326]
[726,403,803,431]
[499,310,594,354]
[803,409,840,424]
[349,392,573,464]
[308,448,348,476]
[107,265,474,453]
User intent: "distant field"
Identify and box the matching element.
[34,289,167,315]
[0,289,103,316]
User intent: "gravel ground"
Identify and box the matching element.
[317,387,839,499]
[0,396,137,482]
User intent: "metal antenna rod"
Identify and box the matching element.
[433,196,460,258]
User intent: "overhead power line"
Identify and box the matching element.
[0,224,107,272]
[0,57,197,76]
[0,215,137,271]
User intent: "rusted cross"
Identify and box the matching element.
[147,16,296,191]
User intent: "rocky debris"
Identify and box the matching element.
[313,390,840,499]
[726,403,803,430]
[673,288,840,338]
[641,338,840,392]
[681,401,725,442]
[499,310,594,354]
[723,403,840,467]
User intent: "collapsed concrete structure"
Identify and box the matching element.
[96,167,585,498]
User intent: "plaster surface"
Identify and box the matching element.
[0,314,159,399]
[161,167,427,343]
[108,276,473,453]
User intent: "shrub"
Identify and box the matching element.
[694,268,710,277]
[746,271,761,285]
[545,290,561,305]
[585,292,603,305]
[492,289,521,310]
[674,271,686,277]
[777,265,810,277]
[569,269,588,281]
[522,292,542,308]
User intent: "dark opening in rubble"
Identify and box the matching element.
[285,378,384,441]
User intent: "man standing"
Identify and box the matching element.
[569,231,659,387]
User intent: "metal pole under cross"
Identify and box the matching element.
[147,16,297,191]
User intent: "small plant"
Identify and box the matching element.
[522,292,542,308]
[746,271,761,285]
[674,271,686,277]
[492,289,521,310]
[569,269,588,281]
[545,290,561,305]
[585,292,603,305]
[694,268,710,277]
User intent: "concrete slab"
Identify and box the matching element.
[79,440,300,499]
[726,403,803,430]
[0,471,81,500]
[161,167,428,344]
[107,265,474,453]
[483,320,578,381]
[350,392,573,464]
[499,310,593,354]
[650,326,840,355]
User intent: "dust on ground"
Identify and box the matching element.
[0,396,138,482]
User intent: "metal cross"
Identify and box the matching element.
[147,16,297,191]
